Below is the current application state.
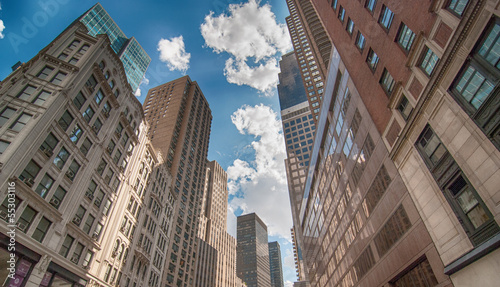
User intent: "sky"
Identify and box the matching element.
[0,0,297,285]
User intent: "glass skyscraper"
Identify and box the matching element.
[79,3,151,92]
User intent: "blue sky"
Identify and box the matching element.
[0,0,296,284]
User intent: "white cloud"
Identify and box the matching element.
[284,248,295,271]
[0,3,5,39]
[226,205,237,238]
[285,281,294,287]
[133,77,150,97]
[157,36,191,73]
[201,0,292,93]
[227,104,292,239]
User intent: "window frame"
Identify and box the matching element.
[378,5,394,31]
[396,23,416,53]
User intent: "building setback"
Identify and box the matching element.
[0,10,175,287]
[237,213,271,287]
[195,160,238,287]
[268,241,284,287]
[143,76,212,286]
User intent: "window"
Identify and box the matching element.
[0,107,16,127]
[92,118,103,134]
[32,90,51,105]
[113,150,122,164]
[0,196,21,222]
[79,44,90,53]
[86,75,98,90]
[67,160,80,181]
[58,53,68,60]
[40,133,58,155]
[54,147,70,169]
[397,23,416,52]
[58,111,74,131]
[379,5,394,30]
[18,206,37,233]
[50,72,67,85]
[446,0,469,17]
[73,206,86,226]
[19,160,40,184]
[50,186,66,209]
[17,85,37,101]
[59,235,74,257]
[450,19,500,149]
[35,174,54,198]
[94,89,104,105]
[0,140,10,154]
[37,66,54,80]
[397,95,413,120]
[82,251,93,268]
[32,217,51,242]
[355,32,366,51]
[338,6,345,22]
[107,140,116,155]
[68,40,80,50]
[73,92,86,110]
[69,57,78,65]
[331,0,337,10]
[380,68,396,95]
[71,243,84,264]
[83,214,95,234]
[415,125,499,246]
[392,258,438,287]
[121,133,129,147]
[97,159,107,176]
[346,18,355,35]
[69,124,83,143]
[80,137,93,156]
[419,47,439,76]
[82,106,95,123]
[10,113,32,132]
[366,48,379,71]
[365,0,377,12]
[416,126,447,167]
[103,101,111,115]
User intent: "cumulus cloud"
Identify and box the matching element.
[157,36,191,73]
[201,0,292,93]
[0,3,5,39]
[285,281,294,287]
[227,104,292,239]
[133,77,150,97]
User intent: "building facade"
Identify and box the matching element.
[285,0,331,121]
[0,15,174,287]
[278,51,315,282]
[236,213,271,287]
[268,241,284,287]
[143,76,212,286]
[308,0,500,286]
[195,160,237,287]
[79,3,151,92]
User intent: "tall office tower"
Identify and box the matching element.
[194,160,237,287]
[309,0,500,286]
[285,0,332,122]
[0,15,175,287]
[143,76,212,286]
[79,3,151,92]
[236,213,271,287]
[268,241,284,287]
[278,52,314,282]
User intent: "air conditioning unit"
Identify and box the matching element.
[72,217,81,225]
[65,170,75,179]
[114,131,121,138]
[17,222,28,232]
[49,198,60,207]
[91,233,99,240]
[106,147,113,154]
[103,111,110,118]
[22,177,34,187]
[94,199,101,207]
[85,191,94,200]
[40,146,53,158]
[70,255,79,264]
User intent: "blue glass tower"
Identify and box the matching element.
[278,52,308,111]
[79,3,151,92]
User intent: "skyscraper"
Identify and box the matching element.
[195,160,237,287]
[285,0,332,121]
[237,213,271,287]
[268,241,284,287]
[0,13,174,287]
[143,76,212,286]
[278,52,314,282]
[79,3,151,92]
[305,0,500,286]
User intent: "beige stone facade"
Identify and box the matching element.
[0,21,175,287]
